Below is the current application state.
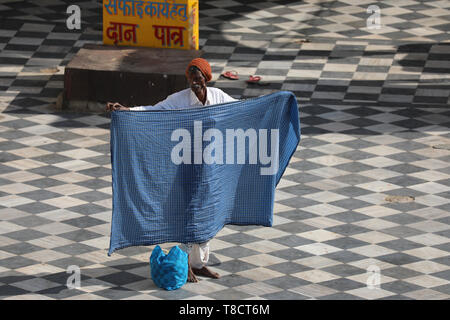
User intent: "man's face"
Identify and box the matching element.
[188,69,206,94]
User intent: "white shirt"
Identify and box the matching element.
[130,87,238,110]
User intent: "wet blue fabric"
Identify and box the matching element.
[150,245,188,290]
[108,91,300,256]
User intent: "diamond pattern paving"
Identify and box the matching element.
[0,0,449,300]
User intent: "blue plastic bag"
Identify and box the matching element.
[150,245,188,290]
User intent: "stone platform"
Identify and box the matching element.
[63,44,202,112]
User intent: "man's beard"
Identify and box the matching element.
[191,84,203,92]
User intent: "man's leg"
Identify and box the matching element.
[181,241,220,282]
[190,241,220,279]
[180,243,199,282]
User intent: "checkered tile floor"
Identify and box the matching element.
[0,0,449,300]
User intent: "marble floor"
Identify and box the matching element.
[0,0,449,300]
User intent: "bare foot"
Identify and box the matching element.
[187,264,198,282]
[192,266,220,279]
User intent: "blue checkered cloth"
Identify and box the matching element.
[108,91,300,256]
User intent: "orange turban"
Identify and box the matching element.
[185,58,212,82]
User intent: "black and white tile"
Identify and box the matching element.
[0,0,449,300]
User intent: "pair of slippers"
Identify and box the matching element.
[220,71,269,86]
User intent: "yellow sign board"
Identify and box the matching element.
[103,0,199,50]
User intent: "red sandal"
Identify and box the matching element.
[246,75,261,83]
[220,70,239,80]
[246,75,270,86]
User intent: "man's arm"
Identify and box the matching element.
[130,91,185,110]
[105,102,162,111]
[107,100,172,112]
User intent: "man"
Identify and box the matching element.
[106,58,237,283]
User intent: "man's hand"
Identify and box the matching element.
[106,102,130,111]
